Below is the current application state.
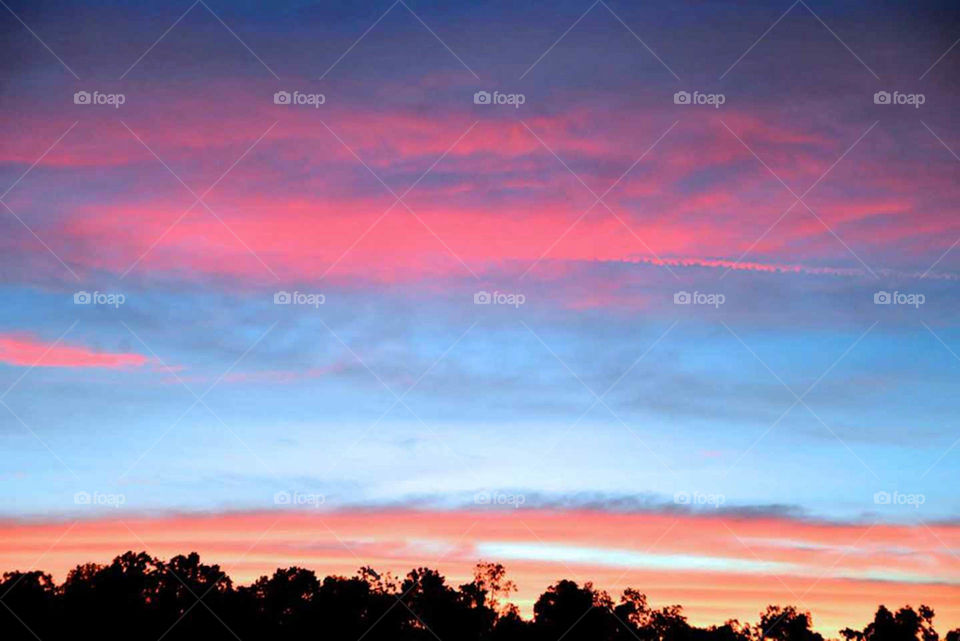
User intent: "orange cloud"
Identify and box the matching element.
[1,509,956,635]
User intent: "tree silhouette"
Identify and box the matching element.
[0,550,954,641]
[842,606,944,641]
[0,570,57,641]
[532,579,618,641]
[758,606,824,641]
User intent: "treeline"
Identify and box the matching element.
[0,551,956,641]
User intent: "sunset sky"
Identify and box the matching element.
[1,0,958,635]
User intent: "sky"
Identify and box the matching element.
[0,0,959,634]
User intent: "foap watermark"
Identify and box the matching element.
[273,90,326,108]
[873,91,925,108]
[473,90,526,108]
[674,490,726,508]
[874,291,925,308]
[273,490,325,508]
[674,90,725,108]
[674,291,725,308]
[73,90,126,108]
[474,290,526,308]
[274,290,325,308]
[74,291,126,308]
[474,491,526,508]
[874,490,925,508]
[74,491,126,508]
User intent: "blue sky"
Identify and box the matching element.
[0,0,958,523]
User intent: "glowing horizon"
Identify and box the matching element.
[2,508,958,635]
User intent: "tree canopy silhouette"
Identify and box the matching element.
[0,551,954,641]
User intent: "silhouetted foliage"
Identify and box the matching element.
[841,605,943,641]
[759,606,824,641]
[0,551,954,641]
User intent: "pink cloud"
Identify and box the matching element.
[0,334,148,369]
[4,91,960,287]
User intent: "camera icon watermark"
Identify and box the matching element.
[273,490,325,508]
[474,290,526,308]
[273,90,325,108]
[73,90,126,109]
[873,490,925,508]
[674,291,725,308]
[873,91,925,108]
[873,291,924,308]
[274,290,325,308]
[674,490,725,508]
[74,490,126,508]
[673,90,725,108]
[73,291,126,308]
[474,491,526,508]
[473,90,525,108]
